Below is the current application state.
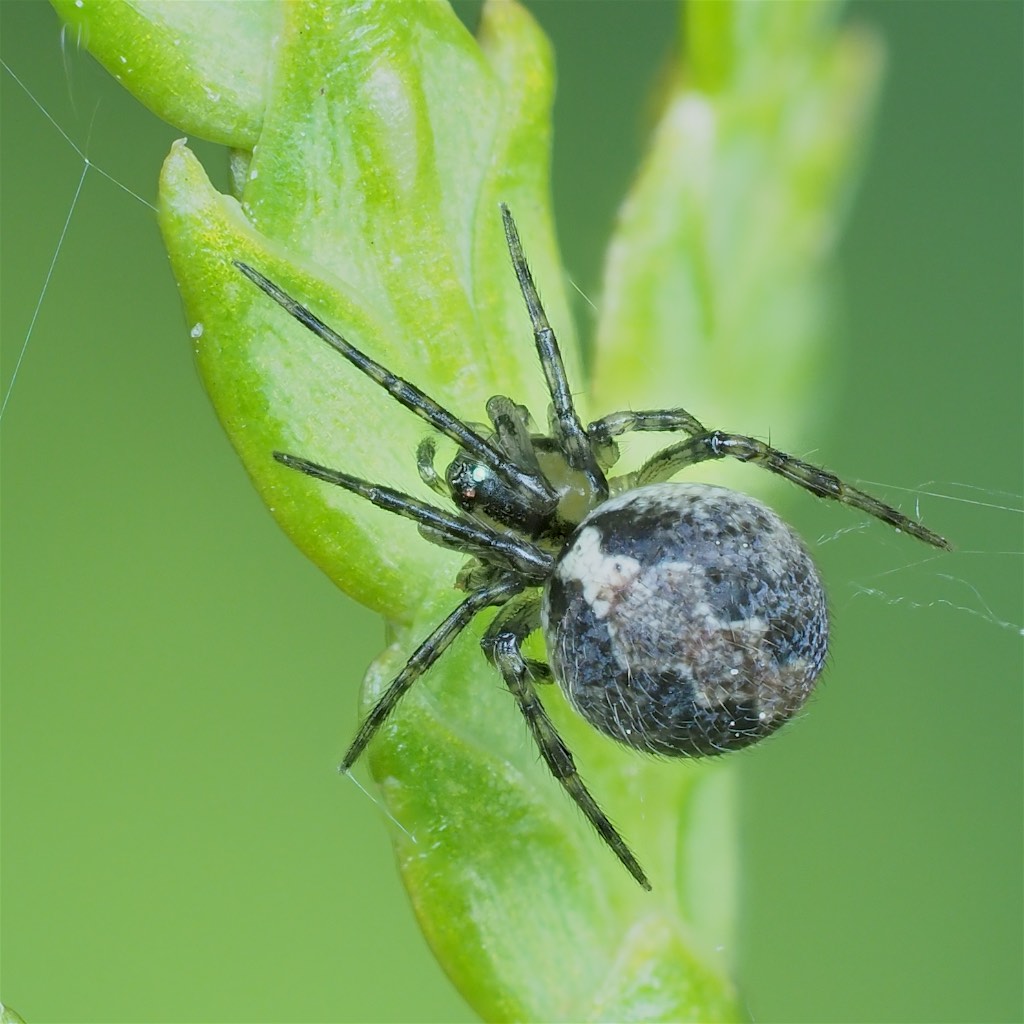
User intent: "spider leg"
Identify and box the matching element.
[633,431,951,550]
[485,395,543,476]
[274,452,554,580]
[588,407,708,445]
[587,408,709,470]
[341,575,524,771]
[235,261,556,511]
[499,206,609,504]
[481,594,651,891]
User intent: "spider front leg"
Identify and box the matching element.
[274,452,554,578]
[341,575,524,771]
[500,205,608,504]
[633,431,951,550]
[587,408,708,471]
[588,407,708,445]
[481,594,651,891]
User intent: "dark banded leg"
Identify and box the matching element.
[588,407,707,445]
[482,595,651,890]
[499,205,609,504]
[274,452,555,579]
[236,261,556,511]
[340,575,524,771]
[633,431,951,550]
[586,408,708,471]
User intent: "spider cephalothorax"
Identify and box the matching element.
[236,205,949,890]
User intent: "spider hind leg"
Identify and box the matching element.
[339,575,523,772]
[631,429,951,550]
[482,593,651,890]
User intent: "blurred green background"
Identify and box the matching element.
[2,2,1020,1022]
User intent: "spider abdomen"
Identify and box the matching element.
[542,483,829,756]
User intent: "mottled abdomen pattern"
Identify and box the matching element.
[542,483,829,756]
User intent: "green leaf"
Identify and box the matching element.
[157,0,576,622]
[51,0,277,146]
[0,1003,26,1024]
[53,0,883,1019]
[364,587,740,1020]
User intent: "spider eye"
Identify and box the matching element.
[447,457,489,507]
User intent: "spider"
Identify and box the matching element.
[235,205,950,891]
